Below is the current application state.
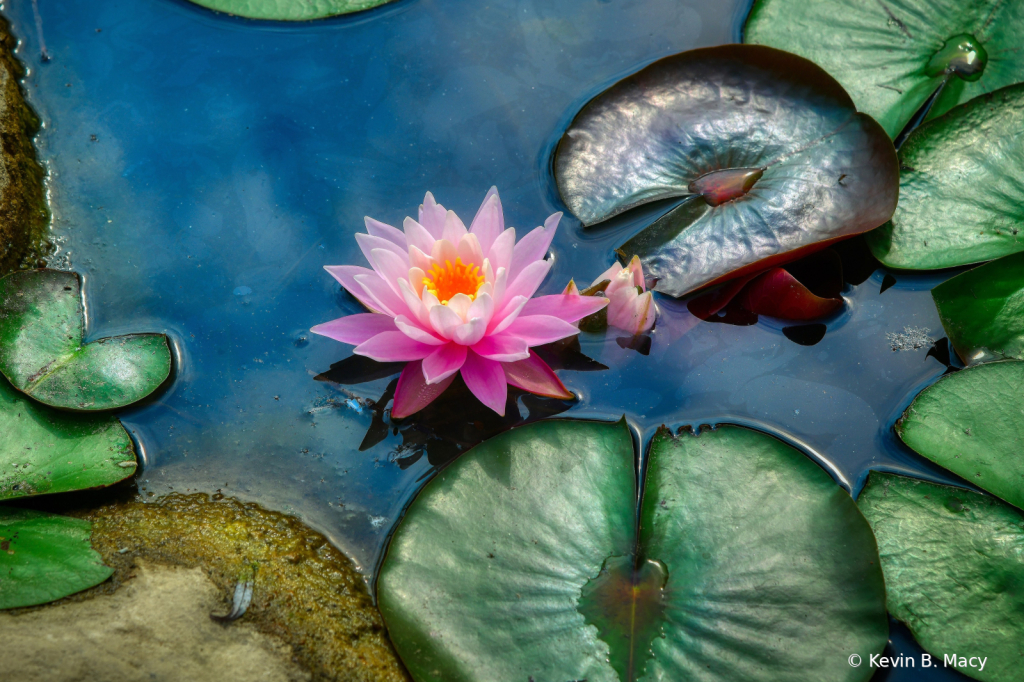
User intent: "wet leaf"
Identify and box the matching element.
[744,0,1024,138]
[554,45,898,297]
[0,507,112,609]
[378,421,887,681]
[185,0,394,20]
[0,270,172,411]
[737,269,842,320]
[0,375,136,501]
[932,252,1024,364]
[859,472,1024,681]
[896,360,1024,511]
[867,85,1024,269]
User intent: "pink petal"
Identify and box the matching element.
[393,360,454,419]
[503,351,573,400]
[394,315,447,345]
[442,210,469,245]
[469,188,504,254]
[521,294,608,323]
[422,343,468,383]
[324,265,380,312]
[593,261,623,287]
[431,237,458,267]
[354,273,407,318]
[310,314,398,345]
[501,259,552,310]
[460,350,508,416]
[457,233,485,267]
[354,331,436,362]
[487,228,516,272]
[509,212,560,281]
[419,192,447,239]
[403,217,437,254]
[466,292,495,328]
[357,234,409,272]
[365,217,408,249]
[371,248,413,297]
[488,295,528,335]
[398,278,433,328]
[452,316,487,346]
[429,303,463,340]
[608,288,656,334]
[624,255,646,290]
[605,268,636,299]
[503,314,580,346]
[472,334,530,362]
[408,245,433,274]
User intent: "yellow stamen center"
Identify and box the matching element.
[423,257,484,305]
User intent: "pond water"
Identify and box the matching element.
[8,1,973,677]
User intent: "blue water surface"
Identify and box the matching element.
[6,1,974,678]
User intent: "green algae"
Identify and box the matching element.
[57,493,409,682]
[0,16,49,276]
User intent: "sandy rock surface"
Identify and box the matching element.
[0,560,310,682]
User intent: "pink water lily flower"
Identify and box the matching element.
[312,189,608,417]
[594,255,657,335]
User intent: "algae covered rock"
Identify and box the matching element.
[0,15,48,275]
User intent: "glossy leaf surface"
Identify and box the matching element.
[185,0,394,20]
[932,252,1024,364]
[0,507,112,609]
[737,268,842,320]
[860,472,1024,682]
[868,85,1024,270]
[897,361,1024,510]
[555,45,898,297]
[745,0,1024,138]
[0,270,172,410]
[0,376,136,501]
[378,420,887,681]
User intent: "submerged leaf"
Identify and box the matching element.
[859,472,1024,682]
[932,252,1024,364]
[744,0,1024,138]
[378,420,887,681]
[0,507,112,609]
[896,360,1024,511]
[867,85,1024,269]
[185,0,395,20]
[0,376,136,501]
[0,270,172,411]
[555,45,898,297]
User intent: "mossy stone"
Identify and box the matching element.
[0,16,48,275]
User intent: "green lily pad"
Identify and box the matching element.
[0,269,172,410]
[896,360,1024,510]
[744,0,1024,139]
[0,375,136,501]
[859,472,1024,682]
[185,0,394,21]
[932,252,1024,364]
[554,45,898,297]
[378,420,887,681]
[0,507,112,609]
[867,85,1024,270]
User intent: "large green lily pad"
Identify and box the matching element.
[185,0,394,20]
[0,375,136,501]
[859,472,1024,682]
[744,0,1024,139]
[867,85,1024,270]
[554,45,898,297]
[0,507,112,609]
[932,252,1024,364]
[0,269,172,411]
[896,360,1024,510]
[378,420,887,681]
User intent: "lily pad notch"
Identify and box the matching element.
[0,269,172,411]
[378,418,888,682]
[554,45,899,299]
[744,0,1024,140]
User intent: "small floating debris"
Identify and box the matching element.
[887,326,933,352]
[210,577,253,624]
[232,286,252,297]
